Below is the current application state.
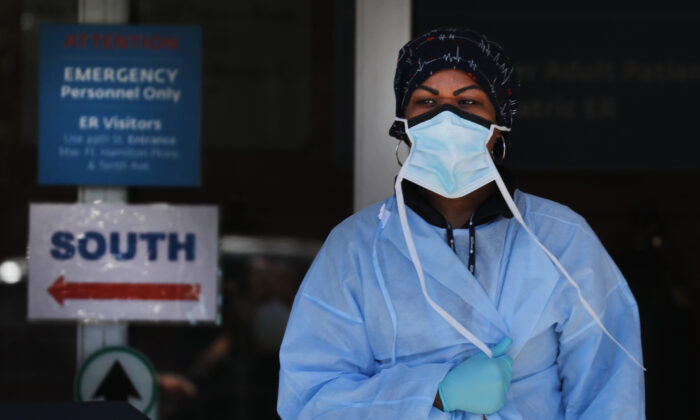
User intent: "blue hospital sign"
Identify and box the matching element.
[38,24,201,186]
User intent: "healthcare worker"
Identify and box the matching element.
[278,27,645,419]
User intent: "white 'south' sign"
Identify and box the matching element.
[28,204,218,322]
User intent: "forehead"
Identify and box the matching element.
[418,69,482,91]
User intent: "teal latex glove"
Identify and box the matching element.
[438,337,513,414]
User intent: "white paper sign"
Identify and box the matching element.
[28,204,218,321]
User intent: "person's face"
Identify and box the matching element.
[404,69,500,150]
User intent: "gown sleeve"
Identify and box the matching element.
[277,234,453,420]
[553,220,646,419]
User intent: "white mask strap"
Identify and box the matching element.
[488,162,645,371]
[394,117,413,146]
[394,172,494,358]
[395,117,642,368]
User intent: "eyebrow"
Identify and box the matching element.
[415,85,483,96]
[453,86,481,95]
[416,85,439,95]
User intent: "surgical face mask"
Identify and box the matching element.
[399,105,509,199]
[390,107,644,369]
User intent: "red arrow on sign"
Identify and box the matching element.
[48,276,201,306]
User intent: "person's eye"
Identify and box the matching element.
[416,98,437,106]
[458,98,478,106]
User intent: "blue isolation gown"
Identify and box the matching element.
[278,190,645,419]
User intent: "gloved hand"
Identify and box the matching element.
[438,337,513,414]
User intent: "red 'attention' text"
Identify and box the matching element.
[63,33,178,50]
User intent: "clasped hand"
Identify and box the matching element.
[438,337,513,414]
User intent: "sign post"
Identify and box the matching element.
[70,0,132,382]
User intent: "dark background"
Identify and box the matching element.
[1,1,699,418]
